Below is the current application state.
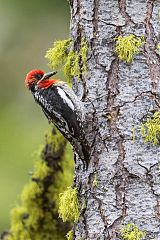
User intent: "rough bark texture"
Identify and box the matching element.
[70,0,160,239]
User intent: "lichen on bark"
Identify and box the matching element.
[114,34,145,63]
[141,111,160,145]
[58,187,80,223]
[45,38,88,82]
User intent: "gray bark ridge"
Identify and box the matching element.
[71,0,160,239]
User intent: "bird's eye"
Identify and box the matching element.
[35,74,43,80]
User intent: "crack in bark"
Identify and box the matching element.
[118,0,135,25]
[91,0,109,71]
[137,160,160,221]
[99,19,125,27]
[71,0,89,102]
[105,50,129,237]
[117,90,160,109]
[92,0,99,47]
[144,1,160,101]
[91,191,111,239]
[79,189,89,240]
[100,90,160,120]
[76,31,88,101]
[143,1,160,222]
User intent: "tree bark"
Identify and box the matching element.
[70,0,160,239]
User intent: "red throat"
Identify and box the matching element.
[37,79,59,89]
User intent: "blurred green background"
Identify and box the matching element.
[0,0,69,232]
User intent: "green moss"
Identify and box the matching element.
[46,143,74,213]
[7,127,74,240]
[8,207,30,239]
[141,111,160,145]
[121,223,145,240]
[46,127,66,152]
[92,174,98,188]
[156,43,160,56]
[66,230,73,240]
[45,38,88,82]
[63,49,80,82]
[132,126,135,143]
[32,160,51,181]
[157,43,160,51]
[80,38,88,75]
[59,187,80,223]
[45,39,72,70]
[115,34,144,63]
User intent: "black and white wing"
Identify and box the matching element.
[33,84,89,164]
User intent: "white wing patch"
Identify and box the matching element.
[57,87,74,110]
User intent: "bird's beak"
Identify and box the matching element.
[41,71,57,80]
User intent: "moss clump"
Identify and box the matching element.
[45,39,72,70]
[92,174,98,188]
[80,38,88,75]
[141,111,160,145]
[7,127,74,240]
[45,38,88,82]
[115,34,144,63]
[59,187,80,223]
[121,223,145,240]
[8,207,31,240]
[32,159,51,181]
[66,230,73,240]
[157,43,160,51]
[156,43,160,56]
[132,126,135,143]
[46,127,65,152]
[63,49,80,82]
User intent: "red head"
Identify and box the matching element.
[25,69,45,89]
[25,69,57,89]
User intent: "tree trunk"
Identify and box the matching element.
[70,0,160,239]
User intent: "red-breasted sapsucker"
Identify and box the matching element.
[25,69,89,167]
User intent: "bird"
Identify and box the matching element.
[25,69,89,167]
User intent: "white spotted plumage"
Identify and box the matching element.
[34,92,52,113]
